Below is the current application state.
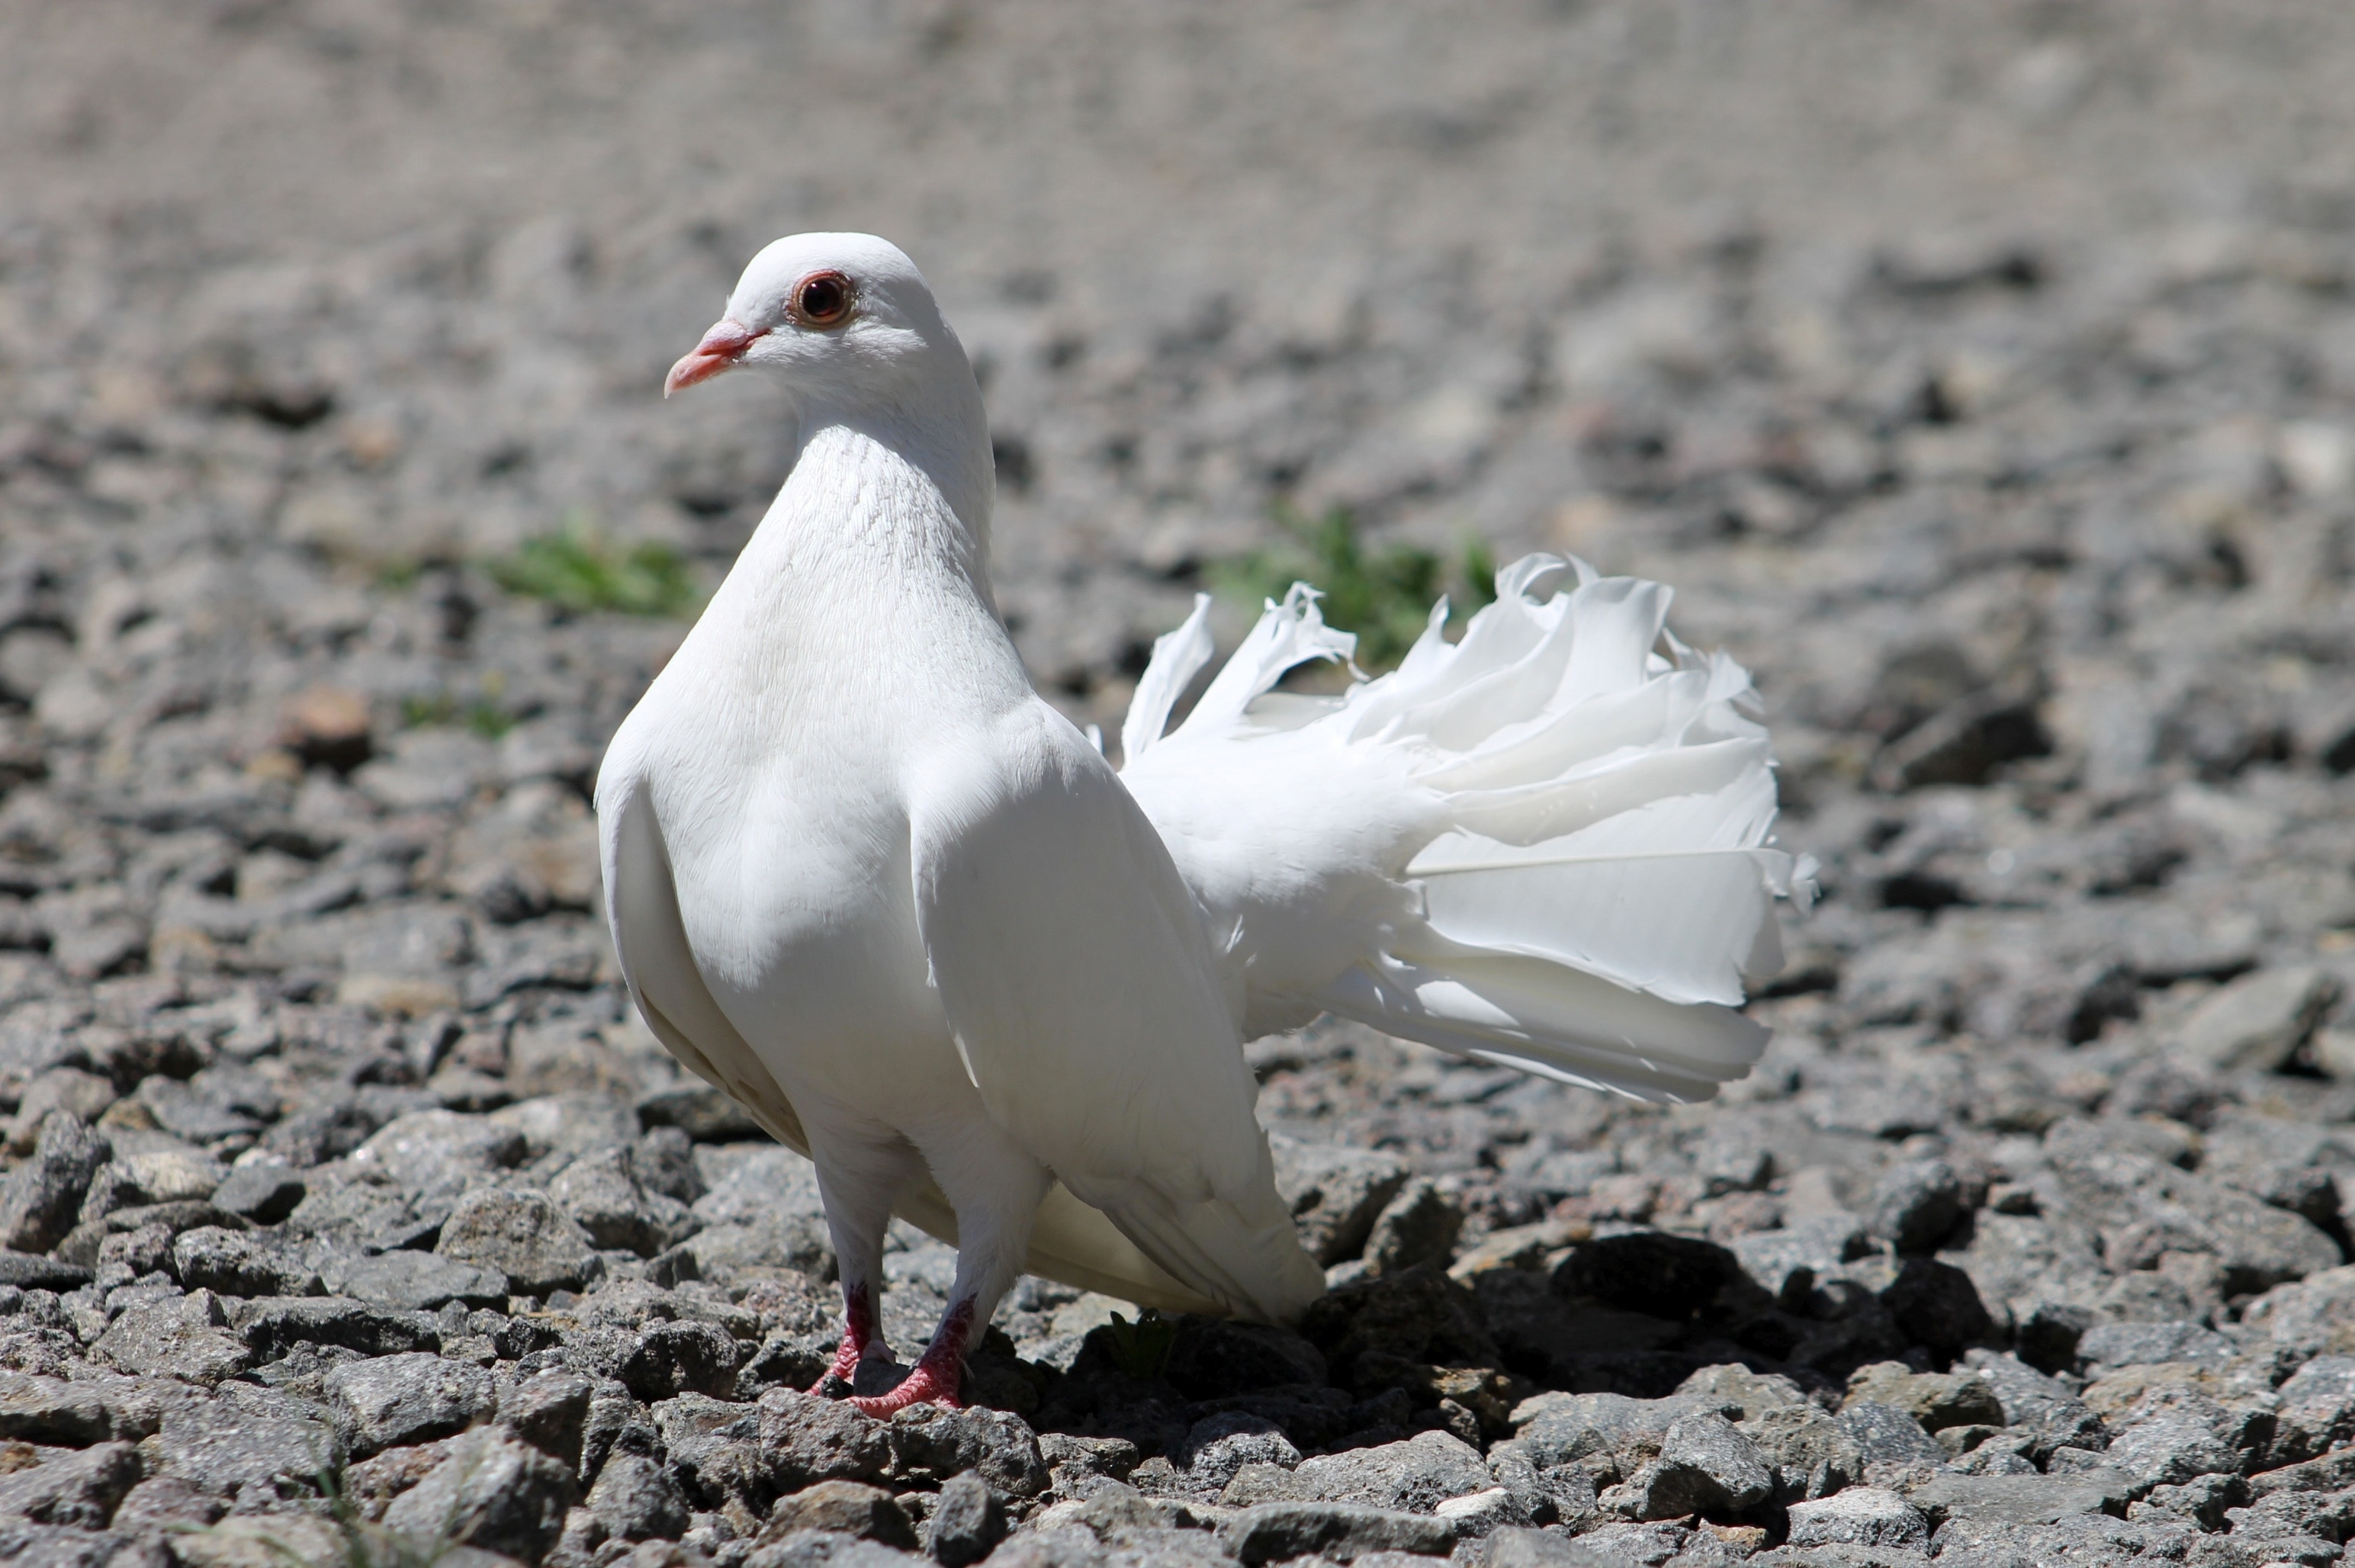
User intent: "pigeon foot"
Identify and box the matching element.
[849,1358,962,1416]
[808,1284,885,1396]
[850,1296,972,1416]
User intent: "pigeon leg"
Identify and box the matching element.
[851,1126,1052,1417]
[808,1136,924,1396]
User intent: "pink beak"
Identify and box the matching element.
[665,319,763,397]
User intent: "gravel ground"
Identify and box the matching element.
[7,2,2355,1565]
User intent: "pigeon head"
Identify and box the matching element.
[664,233,962,408]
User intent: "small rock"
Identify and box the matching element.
[349,1109,529,1197]
[1291,1429,1492,1512]
[0,1113,109,1255]
[170,1226,322,1297]
[436,1185,598,1295]
[325,1350,497,1458]
[1219,1501,1455,1565]
[0,1252,91,1291]
[1909,1466,2134,1525]
[382,1427,576,1563]
[1846,1361,2006,1431]
[618,1319,742,1402]
[1835,1402,1945,1466]
[754,1390,895,1490]
[588,1450,691,1542]
[498,1367,595,1470]
[1271,1136,1412,1265]
[1880,1255,1996,1352]
[762,1480,919,1549]
[1164,1316,1327,1398]
[886,1402,1049,1496]
[327,1248,510,1312]
[1364,1179,1464,1276]
[2076,1319,2235,1375]
[232,1295,441,1361]
[552,1145,698,1258]
[1740,1403,1863,1502]
[1480,1526,1622,1567]
[1179,1411,1300,1492]
[927,1470,1005,1566]
[1867,1158,1967,1252]
[209,1165,307,1225]
[1553,1231,1739,1320]
[0,1440,140,1529]
[1785,1486,1929,1548]
[2176,966,2338,1072]
[1602,1412,1771,1518]
[636,1083,765,1142]
[4,1071,115,1155]
[92,1290,252,1383]
[2104,1415,2242,1495]
[0,1371,111,1445]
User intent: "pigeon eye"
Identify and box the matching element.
[795,272,853,328]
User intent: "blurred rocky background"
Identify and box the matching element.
[6,2,2355,1565]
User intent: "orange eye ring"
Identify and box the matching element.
[793,271,853,328]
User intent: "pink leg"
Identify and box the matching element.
[807,1281,886,1396]
[850,1297,973,1416]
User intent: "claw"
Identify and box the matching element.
[849,1358,962,1417]
[807,1284,884,1399]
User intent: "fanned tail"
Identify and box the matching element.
[1120,554,1814,1104]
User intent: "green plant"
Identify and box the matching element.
[1208,502,1496,671]
[487,519,699,618]
[1100,1308,1179,1380]
[400,673,519,738]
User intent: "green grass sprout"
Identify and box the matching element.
[1209,502,1496,671]
[487,517,699,619]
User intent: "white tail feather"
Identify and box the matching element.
[1120,553,1812,1104]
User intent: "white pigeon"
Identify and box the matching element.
[596,233,1810,1415]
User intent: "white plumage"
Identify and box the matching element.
[596,233,1809,1413]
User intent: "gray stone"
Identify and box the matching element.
[1219,1501,1456,1564]
[145,1396,342,1498]
[1833,1403,1944,1466]
[551,1145,698,1258]
[638,1083,765,1142]
[1675,1364,1808,1422]
[1164,1316,1328,1398]
[2103,1415,2242,1495]
[1291,1429,1492,1512]
[497,1367,595,1469]
[2269,1355,2355,1467]
[1363,1178,1464,1275]
[348,1108,529,1197]
[1784,1486,1929,1549]
[92,1290,252,1383]
[382,1427,576,1563]
[231,1295,441,1361]
[1511,1391,1742,1469]
[1601,1412,1772,1520]
[1908,1466,2134,1526]
[744,1531,928,1568]
[1729,1218,1868,1309]
[324,1350,497,1457]
[325,1248,509,1311]
[2175,965,2338,1072]
[0,1252,90,1290]
[169,1226,321,1297]
[435,1184,597,1294]
[587,1450,690,1541]
[1179,1411,1300,1492]
[1739,1404,1863,1503]
[1844,1361,2004,1431]
[2042,1122,2339,1293]
[885,1401,1049,1496]
[1480,1526,1623,1568]
[0,1371,109,1446]
[617,1318,742,1402]
[79,1149,227,1223]
[927,1471,1006,1567]
[2075,1319,2235,1374]
[0,1113,108,1255]
[743,1390,894,1492]
[4,1071,114,1153]
[763,1480,920,1550]
[208,1165,307,1225]
[0,1441,140,1529]
[1270,1136,1412,1265]
[1867,1158,1967,1252]
[1959,1351,2109,1458]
